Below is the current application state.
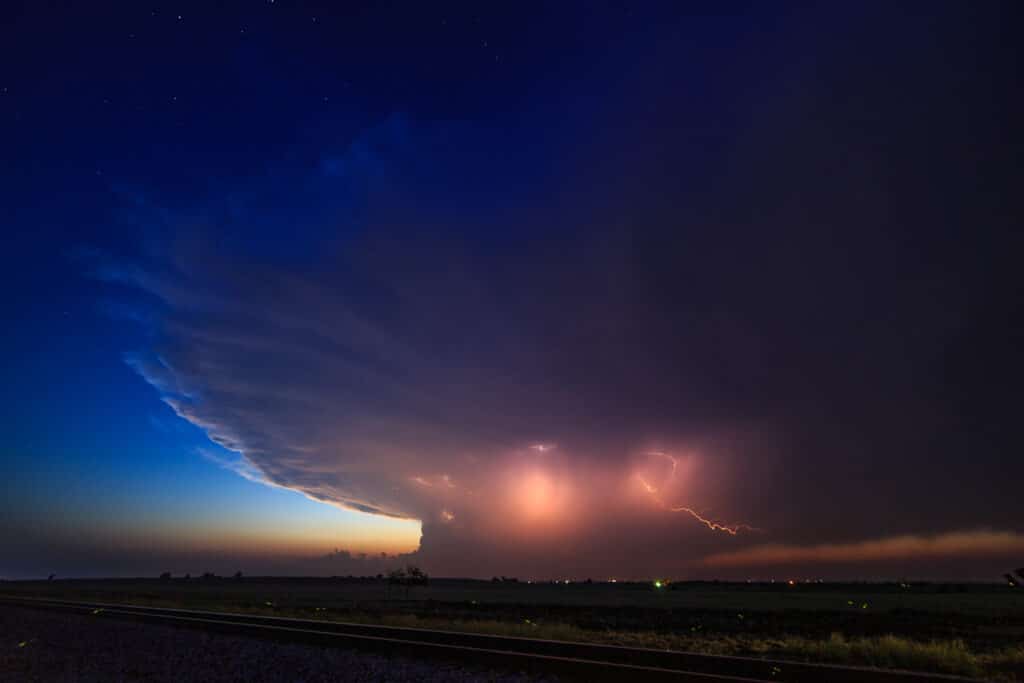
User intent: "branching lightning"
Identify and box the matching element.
[636,453,757,535]
[666,505,757,535]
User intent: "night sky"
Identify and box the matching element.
[2,1,1022,581]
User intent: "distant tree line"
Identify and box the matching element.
[156,571,240,581]
[386,565,428,599]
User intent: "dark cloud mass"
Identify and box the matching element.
[114,37,1023,576]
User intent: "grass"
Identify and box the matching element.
[768,633,1024,680]
[202,605,1024,680]
[406,616,1020,680]
[5,579,1023,679]
[770,633,981,677]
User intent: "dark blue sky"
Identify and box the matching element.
[2,1,1022,580]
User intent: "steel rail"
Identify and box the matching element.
[0,596,979,683]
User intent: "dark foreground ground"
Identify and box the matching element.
[0,606,554,683]
[4,578,1024,680]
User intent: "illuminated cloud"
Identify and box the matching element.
[89,99,1020,579]
[197,447,277,488]
[110,225,770,575]
[702,530,1024,568]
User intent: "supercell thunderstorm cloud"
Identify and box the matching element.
[101,87,1019,578]
[2,1,1022,581]
[110,215,777,578]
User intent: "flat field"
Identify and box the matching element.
[4,578,1023,680]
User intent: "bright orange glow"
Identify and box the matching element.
[519,470,555,520]
[493,456,580,538]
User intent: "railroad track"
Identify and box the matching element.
[0,596,977,682]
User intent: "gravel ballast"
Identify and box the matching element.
[1,607,558,682]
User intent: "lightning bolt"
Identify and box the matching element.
[650,451,678,482]
[665,505,756,535]
[638,475,659,495]
[636,456,757,536]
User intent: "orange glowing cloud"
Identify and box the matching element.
[632,450,756,535]
[517,470,556,520]
[702,530,1024,568]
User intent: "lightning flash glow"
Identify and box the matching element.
[637,453,757,536]
[406,446,755,543]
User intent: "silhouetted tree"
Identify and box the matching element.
[387,565,429,599]
[386,567,406,600]
[233,571,243,580]
[406,565,428,586]
[47,573,55,581]
[159,571,172,580]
